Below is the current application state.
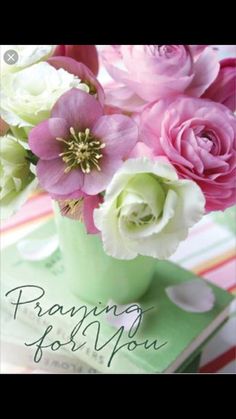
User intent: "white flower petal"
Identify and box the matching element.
[129,229,182,259]
[94,201,136,259]
[17,235,59,261]
[105,157,178,202]
[105,299,142,331]
[165,279,215,313]
[165,179,206,233]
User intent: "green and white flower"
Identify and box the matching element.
[0,61,89,128]
[94,158,206,260]
[0,135,37,219]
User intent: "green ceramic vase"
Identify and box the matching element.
[54,204,157,305]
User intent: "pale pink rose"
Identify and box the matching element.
[103,104,124,115]
[102,45,220,112]
[140,96,236,211]
[189,45,209,58]
[203,58,236,112]
[128,142,156,159]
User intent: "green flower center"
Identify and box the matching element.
[128,203,156,226]
[57,127,105,174]
[117,174,166,234]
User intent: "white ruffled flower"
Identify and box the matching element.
[94,158,205,260]
[0,61,89,128]
[0,45,54,75]
[0,135,37,219]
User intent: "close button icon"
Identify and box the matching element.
[3,49,19,65]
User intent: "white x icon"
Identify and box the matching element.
[6,52,16,63]
[3,49,18,65]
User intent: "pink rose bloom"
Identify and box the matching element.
[203,58,236,112]
[29,88,138,198]
[48,56,104,105]
[140,96,236,211]
[102,45,219,111]
[53,45,99,75]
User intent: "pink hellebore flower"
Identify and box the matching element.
[102,45,220,112]
[53,45,99,75]
[203,58,236,112]
[29,88,138,198]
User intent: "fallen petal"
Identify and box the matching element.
[165,279,215,313]
[17,235,59,261]
[105,299,142,331]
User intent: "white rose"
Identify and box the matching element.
[0,45,54,75]
[94,158,205,260]
[0,61,89,128]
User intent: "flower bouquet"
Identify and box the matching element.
[1,45,236,306]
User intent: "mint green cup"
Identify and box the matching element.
[54,204,157,305]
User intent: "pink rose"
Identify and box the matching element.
[203,58,236,112]
[189,45,209,58]
[53,45,99,75]
[102,45,219,111]
[140,96,236,211]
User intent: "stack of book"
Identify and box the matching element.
[1,221,234,374]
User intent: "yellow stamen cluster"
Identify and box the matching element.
[59,198,84,220]
[57,127,105,174]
